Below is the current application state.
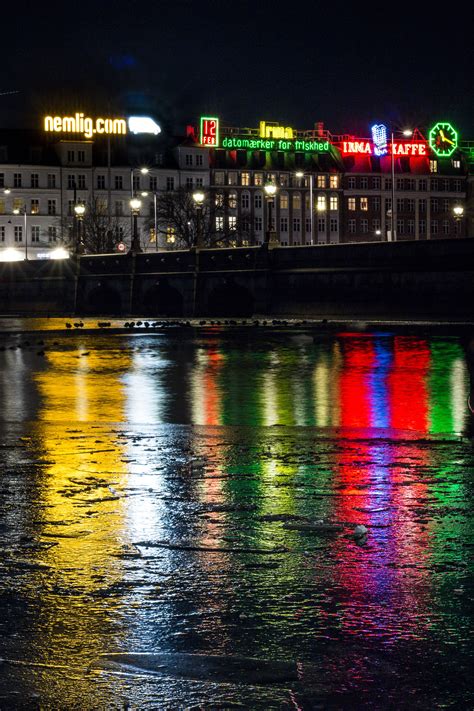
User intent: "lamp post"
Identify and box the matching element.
[129,197,142,253]
[296,171,314,245]
[192,190,205,249]
[453,205,464,236]
[264,182,278,247]
[388,128,413,242]
[74,202,86,254]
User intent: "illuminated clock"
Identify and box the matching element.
[429,122,458,157]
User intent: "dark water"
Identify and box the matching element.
[0,321,473,709]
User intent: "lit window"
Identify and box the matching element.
[329,175,338,188]
[30,199,39,215]
[228,191,237,209]
[360,197,368,211]
[215,192,224,208]
[229,215,237,230]
[214,172,224,185]
[241,172,250,186]
[254,173,263,186]
[280,193,289,209]
[430,160,438,173]
[215,216,224,231]
[330,195,338,211]
[453,160,461,169]
[348,197,356,211]
[317,194,326,211]
[166,227,176,243]
[317,175,326,188]
[228,172,237,185]
[13,198,24,212]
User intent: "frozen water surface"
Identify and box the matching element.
[0,320,473,709]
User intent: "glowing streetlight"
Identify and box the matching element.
[74,202,86,254]
[129,197,142,253]
[453,205,464,219]
[264,182,278,247]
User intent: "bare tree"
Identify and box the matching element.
[58,198,131,254]
[151,188,244,249]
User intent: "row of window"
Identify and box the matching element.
[214,172,341,188]
[347,197,462,213]
[216,191,340,211]
[0,198,58,215]
[347,218,462,236]
[224,217,340,233]
[346,176,464,192]
[184,153,204,167]
[0,173,201,192]
[0,225,57,242]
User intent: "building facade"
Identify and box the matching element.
[0,116,470,260]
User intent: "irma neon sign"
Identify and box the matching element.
[341,139,427,156]
[43,113,161,138]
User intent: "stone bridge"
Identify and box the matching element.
[1,239,473,318]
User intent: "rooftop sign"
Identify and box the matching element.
[43,114,161,138]
[340,139,427,156]
[221,136,330,153]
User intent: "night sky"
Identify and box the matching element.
[2,0,473,138]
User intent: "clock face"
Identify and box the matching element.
[429,122,458,157]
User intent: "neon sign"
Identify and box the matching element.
[429,122,458,157]
[44,113,127,138]
[221,136,329,153]
[259,121,294,139]
[200,116,219,146]
[341,140,427,156]
[371,124,388,156]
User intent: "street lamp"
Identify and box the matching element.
[264,182,278,247]
[74,202,86,254]
[192,190,205,249]
[129,197,142,253]
[388,128,413,241]
[296,171,314,245]
[453,205,464,235]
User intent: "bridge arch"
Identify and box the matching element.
[205,279,254,316]
[84,284,123,315]
[142,281,184,316]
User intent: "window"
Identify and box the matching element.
[0,173,4,188]
[348,197,356,211]
[385,178,392,191]
[97,175,106,189]
[67,150,74,162]
[166,176,175,191]
[31,226,40,243]
[396,179,404,191]
[330,195,338,211]
[133,176,140,191]
[431,198,439,212]
[419,199,426,213]
[442,219,450,235]
[214,172,224,185]
[453,160,461,169]
[241,172,250,186]
[442,179,450,192]
[254,173,263,186]
[13,198,23,212]
[372,177,381,189]
[373,218,381,232]
[30,199,39,215]
[228,191,237,209]
[361,219,368,234]
[0,225,5,241]
[67,175,76,190]
[407,219,415,235]
[397,198,404,212]
[215,192,224,208]
[77,150,85,163]
[397,219,404,235]
[360,197,368,211]
[115,175,123,190]
[195,154,203,167]
[215,216,224,231]
[185,154,193,166]
[47,226,56,243]
[454,180,462,192]
[14,173,22,188]
[305,217,312,233]
[317,194,326,211]
[279,192,288,209]
[419,179,427,191]
[96,198,107,214]
[14,226,23,242]
[430,179,438,191]
[407,199,415,212]
[431,220,438,236]
[420,220,426,236]
[348,219,356,234]
[330,218,338,233]
[406,179,416,191]
[254,216,262,231]
[442,199,450,212]
[293,217,301,232]
[47,174,56,189]
[186,177,193,188]
[150,176,157,191]
[0,199,4,214]
[317,217,326,232]
[241,192,250,210]
[360,177,368,189]
[280,217,288,232]
[68,200,75,215]
[195,177,203,187]
[77,175,86,189]
[229,215,237,231]
[373,197,380,211]
[48,199,56,215]
[329,175,339,189]
[317,175,326,188]
[430,160,438,173]
[228,172,237,185]
[30,173,39,188]
[280,174,289,187]
[293,193,301,210]
[115,201,123,216]
[348,177,356,189]
[254,193,262,209]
